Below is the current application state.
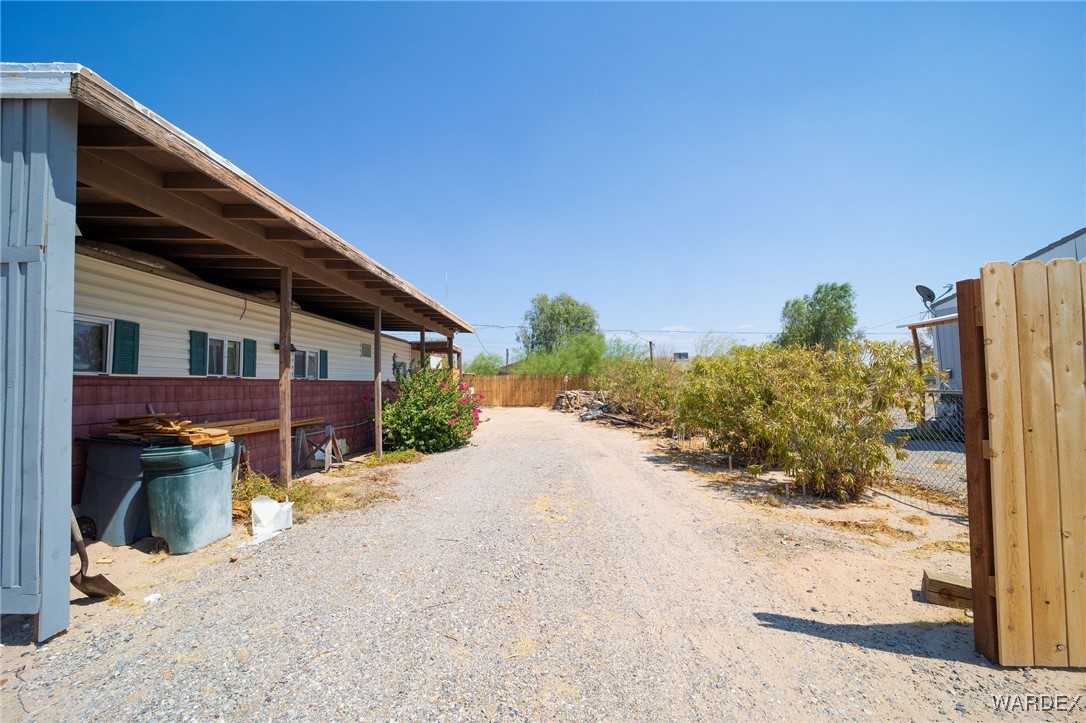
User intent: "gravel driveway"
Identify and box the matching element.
[3,408,1082,721]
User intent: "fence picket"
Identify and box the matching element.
[1013,261,1067,666]
[1048,259,1086,666]
[981,261,1034,666]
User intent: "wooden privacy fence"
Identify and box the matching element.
[960,258,1085,668]
[470,374,590,407]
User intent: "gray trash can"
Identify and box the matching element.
[77,438,152,546]
[141,442,235,554]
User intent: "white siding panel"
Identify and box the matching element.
[75,254,395,381]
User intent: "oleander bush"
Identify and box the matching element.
[382,357,484,453]
[601,341,932,501]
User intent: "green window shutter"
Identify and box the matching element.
[189,330,208,376]
[112,320,140,374]
[242,338,257,377]
[319,349,329,379]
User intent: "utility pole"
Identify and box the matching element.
[506,348,509,367]
[649,341,655,365]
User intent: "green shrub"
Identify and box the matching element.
[677,342,931,500]
[762,341,929,500]
[382,357,484,453]
[593,354,684,426]
[677,345,779,462]
[516,332,606,375]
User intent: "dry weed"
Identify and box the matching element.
[903,514,930,526]
[814,517,918,542]
[745,494,785,508]
[911,540,971,556]
[875,477,967,513]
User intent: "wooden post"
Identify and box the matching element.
[446,335,455,370]
[958,277,998,663]
[649,340,655,365]
[279,267,292,487]
[458,351,463,372]
[373,308,383,457]
[910,326,923,372]
[419,327,426,369]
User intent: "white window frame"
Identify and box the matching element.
[207,336,243,378]
[73,315,113,375]
[292,347,320,380]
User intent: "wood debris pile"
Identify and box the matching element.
[553,389,608,413]
[108,413,232,446]
[554,390,651,428]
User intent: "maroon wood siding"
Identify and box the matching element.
[72,376,396,500]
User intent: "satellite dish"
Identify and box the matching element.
[915,284,936,308]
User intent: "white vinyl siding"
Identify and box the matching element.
[75,254,415,381]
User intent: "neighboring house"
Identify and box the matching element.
[410,339,464,371]
[925,227,1085,389]
[1,63,472,640]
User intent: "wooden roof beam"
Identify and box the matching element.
[222,204,278,220]
[77,150,455,336]
[77,203,158,219]
[265,227,313,241]
[156,244,252,258]
[78,225,211,241]
[161,172,228,191]
[78,125,154,149]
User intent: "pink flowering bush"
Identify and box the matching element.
[382,356,484,453]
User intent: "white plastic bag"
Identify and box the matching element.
[250,495,294,542]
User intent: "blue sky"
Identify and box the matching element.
[3,2,1083,360]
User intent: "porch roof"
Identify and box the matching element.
[1,63,472,337]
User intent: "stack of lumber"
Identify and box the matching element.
[108,413,232,446]
[220,416,324,436]
[554,389,608,413]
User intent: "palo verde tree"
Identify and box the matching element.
[516,293,601,354]
[465,352,503,376]
[776,282,860,348]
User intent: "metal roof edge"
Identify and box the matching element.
[0,62,82,98]
[1021,226,1086,261]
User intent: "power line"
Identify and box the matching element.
[469,323,909,337]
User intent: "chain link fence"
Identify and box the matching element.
[886,389,967,508]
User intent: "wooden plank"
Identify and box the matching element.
[1049,259,1086,666]
[922,570,973,609]
[981,261,1034,666]
[373,307,383,458]
[279,267,292,486]
[222,416,324,436]
[1014,260,1067,666]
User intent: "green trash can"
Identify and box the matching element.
[141,442,235,554]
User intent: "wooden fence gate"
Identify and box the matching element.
[959,259,1085,667]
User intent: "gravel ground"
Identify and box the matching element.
[3,407,1083,721]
